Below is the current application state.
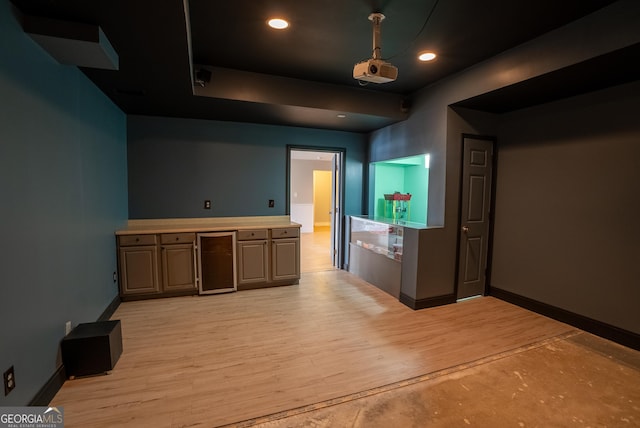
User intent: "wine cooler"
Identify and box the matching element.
[197,232,237,294]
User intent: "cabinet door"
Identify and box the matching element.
[161,243,196,291]
[271,238,300,281]
[119,245,160,295]
[237,240,268,284]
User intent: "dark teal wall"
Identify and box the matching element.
[0,3,127,405]
[127,115,367,219]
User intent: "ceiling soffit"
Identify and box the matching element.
[9,0,626,132]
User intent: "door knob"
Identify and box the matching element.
[462,226,469,233]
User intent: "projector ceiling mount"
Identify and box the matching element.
[353,12,398,84]
[369,13,385,60]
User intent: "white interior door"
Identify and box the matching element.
[331,152,342,267]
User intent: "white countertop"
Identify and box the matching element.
[116,216,300,235]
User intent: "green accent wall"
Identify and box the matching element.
[373,164,405,218]
[404,165,429,225]
[372,155,429,224]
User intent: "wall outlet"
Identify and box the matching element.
[113,271,117,283]
[65,321,72,336]
[204,200,211,209]
[268,199,275,208]
[3,366,15,396]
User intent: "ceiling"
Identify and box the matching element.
[11,0,623,132]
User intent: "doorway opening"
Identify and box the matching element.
[288,147,344,273]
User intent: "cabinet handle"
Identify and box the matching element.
[193,243,199,290]
[176,237,180,241]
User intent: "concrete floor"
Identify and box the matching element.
[242,332,640,427]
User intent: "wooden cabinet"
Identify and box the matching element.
[237,228,300,287]
[117,224,300,300]
[118,235,160,296]
[271,228,300,282]
[160,233,196,292]
[118,233,196,299]
[237,230,269,286]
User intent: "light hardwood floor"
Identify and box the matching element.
[300,226,334,273]
[51,270,575,427]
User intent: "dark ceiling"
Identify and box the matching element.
[10,0,623,132]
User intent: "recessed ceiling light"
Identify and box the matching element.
[337,114,346,118]
[268,18,289,30]
[418,52,437,62]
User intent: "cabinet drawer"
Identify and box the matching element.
[160,233,196,244]
[119,234,157,246]
[237,229,268,241]
[271,227,299,239]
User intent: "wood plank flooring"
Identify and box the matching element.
[51,270,574,427]
[300,227,334,273]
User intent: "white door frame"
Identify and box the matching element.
[287,146,345,268]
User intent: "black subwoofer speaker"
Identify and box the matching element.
[61,320,122,378]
